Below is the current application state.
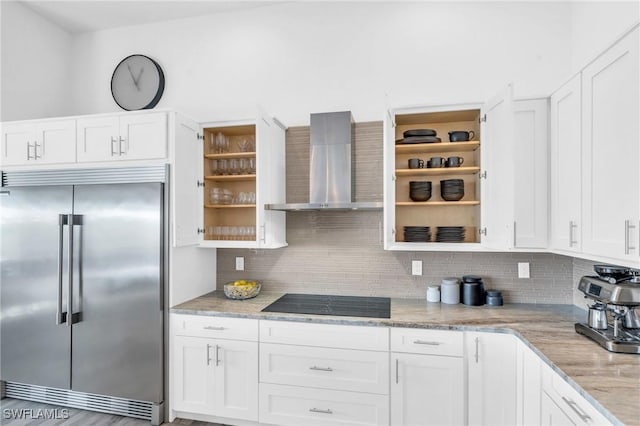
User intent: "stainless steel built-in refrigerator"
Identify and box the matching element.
[0,166,166,424]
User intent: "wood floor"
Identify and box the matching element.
[0,398,224,426]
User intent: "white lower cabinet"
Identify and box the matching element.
[466,332,518,426]
[516,341,542,425]
[171,315,259,422]
[260,383,389,426]
[541,363,611,426]
[258,320,390,426]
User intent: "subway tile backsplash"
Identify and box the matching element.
[217,121,575,304]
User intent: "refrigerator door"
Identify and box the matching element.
[0,186,73,389]
[70,183,164,403]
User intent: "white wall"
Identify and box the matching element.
[69,1,573,126]
[570,1,640,73]
[0,1,73,121]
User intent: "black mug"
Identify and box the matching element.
[448,130,475,142]
[408,158,424,169]
[446,156,464,167]
[429,157,446,168]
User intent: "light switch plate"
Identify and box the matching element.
[518,262,530,279]
[235,257,245,271]
[411,260,422,276]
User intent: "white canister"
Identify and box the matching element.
[441,279,461,304]
[426,286,441,303]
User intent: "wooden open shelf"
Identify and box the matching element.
[396,201,480,206]
[204,174,256,182]
[205,204,256,209]
[205,152,256,160]
[395,141,480,155]
[395,166,480,177]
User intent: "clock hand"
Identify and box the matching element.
[135,67,144,86]
[126,64,140,90]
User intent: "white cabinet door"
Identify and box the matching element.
[256,114,286,249]
[391,353,464,426]
[481,85,515,249]
[541,392,575,426]
[119,113,167,161]
[516,342,542,426]
[550,74,582,253]
[172,113,202,247]
[213,339,258,421]
[467,332,518,426]
[76,116,120,162]
[172,335,215,415]
[383,109,396,249]
[581,28,640,262]
[172,335,258,421]
[33,120,76,164]
[514,99,548,249]
[1,122,35,166]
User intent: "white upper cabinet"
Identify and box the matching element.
[513,99,548,249]
[76,112,167,162]
[480,85,515,249]
[581,27,639,263]
[197,115,287,249]
[1,119,76,166]
[550,74,582,253]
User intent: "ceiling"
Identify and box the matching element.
[19,0,282,34]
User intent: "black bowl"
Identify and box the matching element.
[441,192,464,201]
[410,191,432,202]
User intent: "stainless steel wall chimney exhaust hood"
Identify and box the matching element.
[266,111,382,211]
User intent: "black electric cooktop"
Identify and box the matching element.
[261,293,391,319]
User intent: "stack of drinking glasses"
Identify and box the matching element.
[234,192,256,205]
[211,133,229,153]
[210,187,233,205]
[208,226,257,241]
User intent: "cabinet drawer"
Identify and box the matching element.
[541,363,611,425]
[390,327,463,356]
[259,383,389,426]
[260,320,389,351]
[172,314,258,341]
[260,343,389,395]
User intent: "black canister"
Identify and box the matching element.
[485,290,504,306]
[461,276,485,306]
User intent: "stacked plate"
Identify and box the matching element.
[409,181,432,202]
[404,226,432,242]
[396,129,441,144]
[440,179,465,201]
[436,226,466,242]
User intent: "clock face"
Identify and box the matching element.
[111,54,165,111]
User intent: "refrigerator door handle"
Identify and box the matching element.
[66,214,83,326]
[57,214,68,325]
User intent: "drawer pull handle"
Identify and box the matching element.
[206,344,212,366]
[561,396,592,422]
[413,340,442,346]
[309,408,333,415]
[309,366,333,372]
[203,326,225,331]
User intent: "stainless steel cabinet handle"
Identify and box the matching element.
[203,326,225,331]
[26,142,33,160]
[513,221,517,247]
[215,344,220,366]
[309,408,333,415]
[413,340,441,346]
[56,214,68,325]
[625,220,636,254]
[119,136,127,155]
[395,358,399,384]
[34,142,42,159]
[569,221,578,247]
[110,137,118,156]
[561,396,592,422]
[206,344,211,366]
[260,225,266,243]
[309,366,333,372]
[474,337,479,363]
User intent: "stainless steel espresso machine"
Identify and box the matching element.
[576,265,640,354]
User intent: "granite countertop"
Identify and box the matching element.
[172,291,640,426]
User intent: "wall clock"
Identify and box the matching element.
[111,54,165,111]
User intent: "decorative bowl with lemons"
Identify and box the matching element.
[223,280,261,300]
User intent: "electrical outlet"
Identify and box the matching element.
[518,262,530,279]
[235,257,245,271]
[411,260,422,276]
